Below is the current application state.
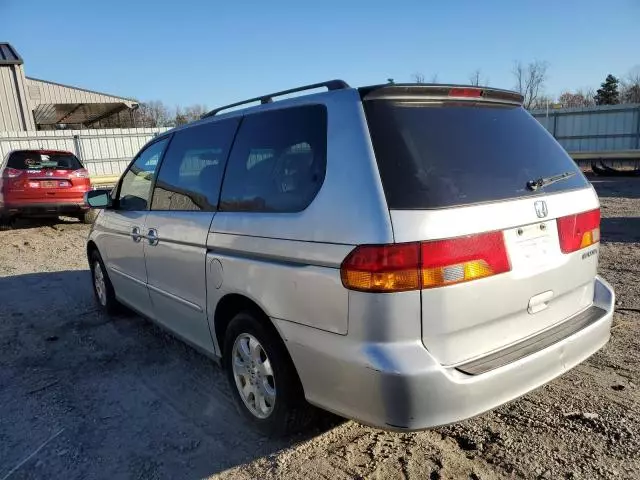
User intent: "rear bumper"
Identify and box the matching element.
[281,276,614,430]
[1,201,89,216]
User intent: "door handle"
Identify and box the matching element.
[147,228,159,246]
[131,226,142,242]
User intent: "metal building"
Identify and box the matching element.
[0,43,138,131]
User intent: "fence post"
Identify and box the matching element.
[73,134,83,160]
[552,112,558,138]
[635,105,640,150]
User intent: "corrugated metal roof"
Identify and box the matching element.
[33,102,132,125]
[26,77,137,104]
[0,43,23,65]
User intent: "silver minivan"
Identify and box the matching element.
[85,81,615,436]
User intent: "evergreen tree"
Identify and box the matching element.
[594,74,620,105]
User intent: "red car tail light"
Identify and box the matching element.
[72,168,90,178]
[2,167,22,179]
[557,208,600,253]
[341,231,511,292]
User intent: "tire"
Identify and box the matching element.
[79,210,98,224]
[223,311,315,437]
[89,249,121,314]
[0,211,11,231]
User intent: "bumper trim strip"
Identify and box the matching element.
[456,305,607,375]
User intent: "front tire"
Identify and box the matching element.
[223,311,314,437]
[79,210,98,224]
[90,250,120,314]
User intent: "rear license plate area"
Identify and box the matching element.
[41,180,56,188]
[505,221,555,269]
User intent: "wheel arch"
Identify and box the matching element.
[86,239,99,263]
[213,293,291,361]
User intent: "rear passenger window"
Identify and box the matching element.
[151,119,239,211]
[219,105,327,213]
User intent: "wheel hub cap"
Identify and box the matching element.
[231,333,276,419]
[93,261,107,307]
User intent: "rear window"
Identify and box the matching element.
[363,101,588,209]
[219,105,327,213]
[7,151,83,171]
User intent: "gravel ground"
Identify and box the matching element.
[0,178,638,480]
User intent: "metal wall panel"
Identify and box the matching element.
[0,127,169,176]
[531,104,640,153]
[0,65,35,131]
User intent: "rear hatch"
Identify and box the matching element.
[2,150,90,202]
[362,85,600,366]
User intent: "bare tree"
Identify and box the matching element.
[558,91,594,108]
[173,106,188,126]
[411,72,426,84]
[429,73,439,84]
[183,104,208,122]
[169,104,209,126]
[581,88,597,107]
[530,94,553,111]
[468,69,484,86]
[135,100,171,127]
[621,67,640,104]
[512,60,549,109]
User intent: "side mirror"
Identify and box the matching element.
[85,189,112,209]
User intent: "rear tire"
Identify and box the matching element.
[79,210,98,224]
[0,214,12,231]
[90,250,121,315]
[223,311,315,437]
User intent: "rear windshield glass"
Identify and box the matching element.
[363,101,588,209]
[7,151,83,170]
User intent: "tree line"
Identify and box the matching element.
[410,62,640,110]
[88,102,209,129]
[95,62,640,130]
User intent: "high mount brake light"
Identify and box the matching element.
[448,88,483,98]
[340,231,511,292]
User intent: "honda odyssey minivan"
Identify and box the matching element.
[84,81,615,436]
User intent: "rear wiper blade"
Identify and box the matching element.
[526,171,576,191]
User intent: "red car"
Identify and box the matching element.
[0,149,95,229]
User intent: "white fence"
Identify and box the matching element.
[0,127,170,177]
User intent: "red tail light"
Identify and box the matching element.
[72,168,90,178]
[340,243,421,293]
[420,231,511,288]
[557,209,600,253]
[2,167,22,179]
[341,231,511,292]
[449,88,483,98]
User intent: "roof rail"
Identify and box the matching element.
[202,79,350,118]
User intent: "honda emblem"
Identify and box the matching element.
[534,200,548,218]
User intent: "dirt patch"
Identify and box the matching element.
[1,180,639,479]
